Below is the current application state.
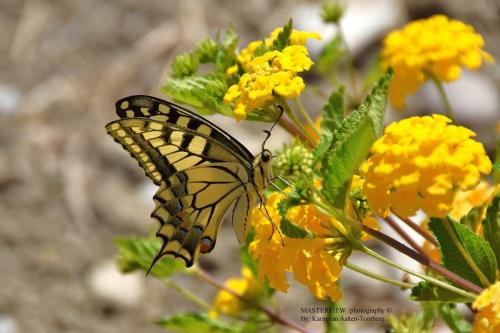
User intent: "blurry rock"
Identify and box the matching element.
[88,260,144,307]
[0,316,16,333]
[292,0,406,56]
[0,84,20,114]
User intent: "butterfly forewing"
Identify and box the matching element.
[106,95,264,267]
[115,95,254,164]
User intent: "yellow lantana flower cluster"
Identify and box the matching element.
[237,28,321,70]
[223,28,320,121]
[224,46,314,121]
[360,114,492,218]
[382,15,493,108]
[472,281,500,333]
[248,192,348,300]
[208,267,261,319]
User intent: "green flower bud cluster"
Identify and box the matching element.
[321,0,344,24]
[350,186,369,218]
[274,142,313,179]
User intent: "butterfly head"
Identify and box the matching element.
[261,149,272,163]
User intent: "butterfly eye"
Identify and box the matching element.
[262,149,272,163]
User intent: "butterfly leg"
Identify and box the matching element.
[256,192,284,246]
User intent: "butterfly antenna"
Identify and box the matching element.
[261,106,284,152]
[269,175,292,191]
[270,181,285,193]
[276,175,291,187]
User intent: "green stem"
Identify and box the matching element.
[336,22,357,101]
[359,223,484,294]
[393,211,438,247]
[309,187,481,296]
[277,100,316,147]
[345,260,415,289]
[428,74,455,122]
[361,246,476,301]
[442,217,491,287]
[294,98,320,136]
[384,215,428,257]
[278,116,314,148]
[163,279,211,310]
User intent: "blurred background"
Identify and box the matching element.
[0,0,498,332]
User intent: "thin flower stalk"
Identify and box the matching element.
[293,98,320,137]
[192,268,313,333]
[393,212,438,247]
[384,215,428,258]
[428,72,456,122]
[163,279,211,310]
[361,245,477,301]
[359,223,484,294]
[345,260,415,289]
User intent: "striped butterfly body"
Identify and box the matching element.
[106,95,273,267]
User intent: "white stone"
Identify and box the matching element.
[88,260,144,307]
[0,84,21,114]
[0,316,16,333]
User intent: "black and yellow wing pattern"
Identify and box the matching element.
[106,95,271,267]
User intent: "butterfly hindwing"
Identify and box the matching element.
[151,163,248,266]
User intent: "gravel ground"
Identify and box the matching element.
[0,1,498,332]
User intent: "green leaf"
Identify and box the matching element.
[272,19,293,51]
[157,313,243,333]
[277,191,314,239]
[494,141,500,184]
[410,281,472,303]
[316,35,345,75]
[483,194,500,269]
[312,86,344,167]
[194,28,239,72]
[161,73,232,116]
[460,205,485,231]
[280,217,314,239]
[239,230,258,276]
[429,217,497,287]
[321,71,392,208]
[362,54,383,92]
[388,304,437,333]
[252,40,270,57]
[196,37,219,63]
[322,85,345,132]
[438,304,472,333]
[162,27,240,117]
[170,53,199,79]
[114,237,186,278]
[365,69,392,137]
[215,28,239,72]
[240,230,275,298]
